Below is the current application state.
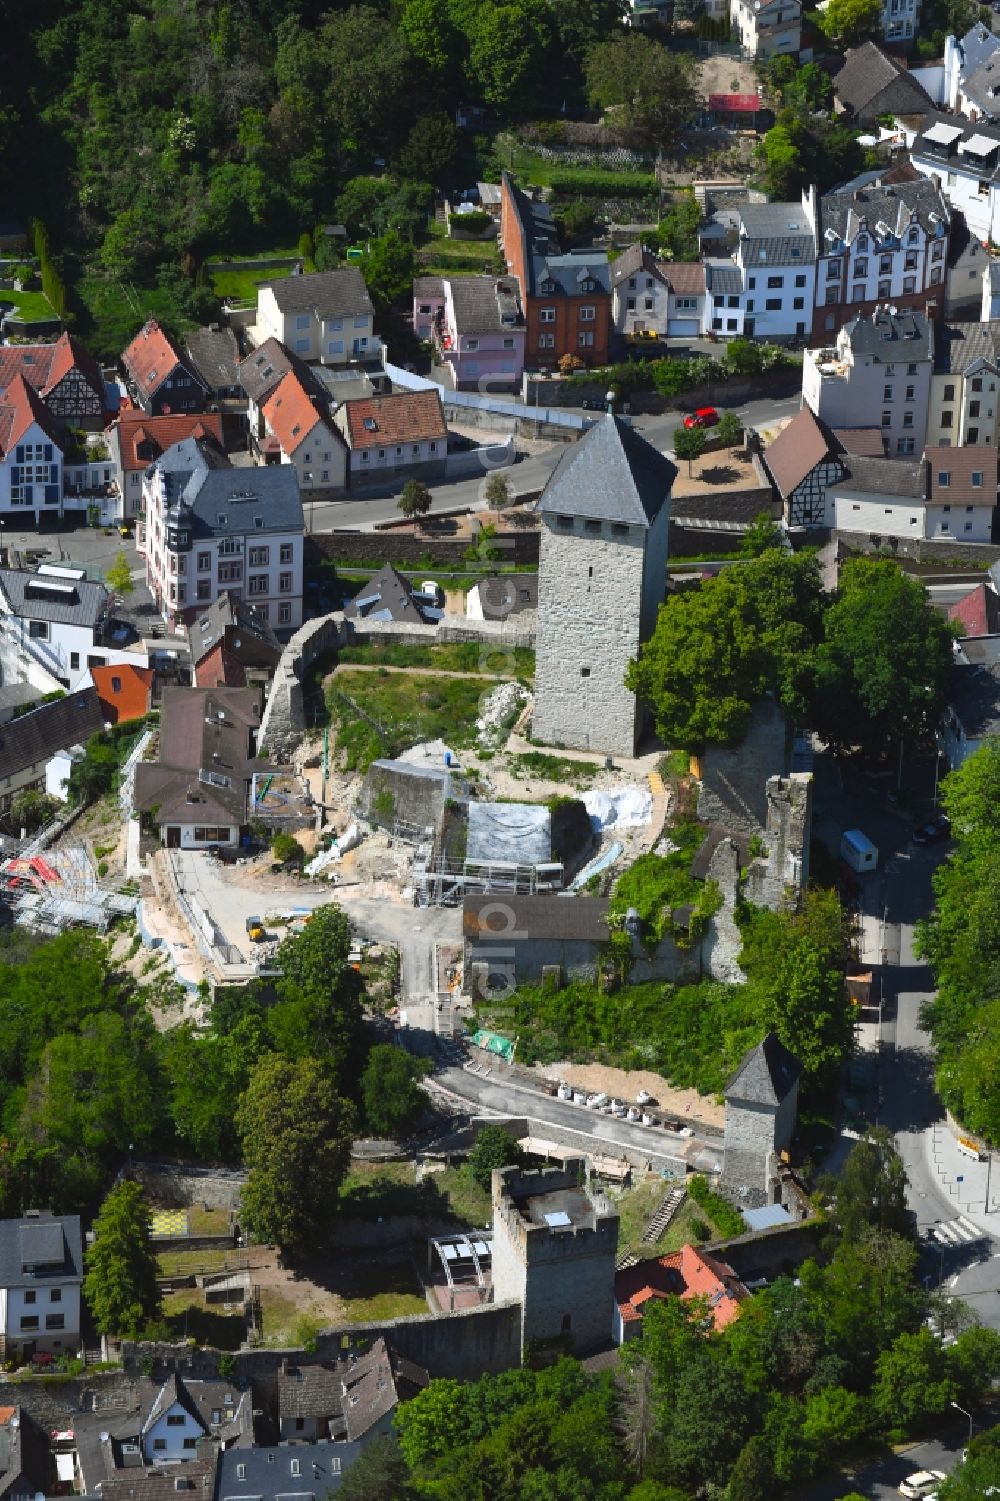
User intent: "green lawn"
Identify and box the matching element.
[161,1290,245,1350]
[336,639,534,678]
[73,270,197,362]
[339,1160,491,1228]
[417,220,502,277]
[3,289,56,322]
[210,264,291,307]
[157,1247,233,1277]
[335,1261,428,1324]
[189,1205,232,1235]
[614,1180,719,1260]
[205,244,300,264]
[328,667,495,770]
[507,750,592,785]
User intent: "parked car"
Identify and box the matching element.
[898,1472,945,1499]
[912,814,951,846]
[683,406,720,429]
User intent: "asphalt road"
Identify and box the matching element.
[804,1432,968,1501]
[299,390,804,534]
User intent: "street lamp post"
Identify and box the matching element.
[951,1401,973,1444]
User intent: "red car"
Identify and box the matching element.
[683,406,720,429]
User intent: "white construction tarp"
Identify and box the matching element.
[583,785,652,831]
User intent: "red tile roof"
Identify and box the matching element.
[261,369,325,455]
[194,642,247,689]
[113,411,224,472]
[949,583,1000,638]
[925,444,998,505]
[342,389,447,449]
[709,93,760,112]
[615,1243,749,1333]
[662,262,706,296]
[121,319,201,399]
[0,332,103,406]
[0,374,62,457]
[89,663,154,724]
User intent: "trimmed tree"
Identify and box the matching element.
[398,478,433,523]
[106,552,133,598]
[483,472,514,512]
[84,1181,161,1338]
[673,424,705,478]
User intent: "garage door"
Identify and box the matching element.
[668,318,700,337]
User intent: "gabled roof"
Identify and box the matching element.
[538,414,676,527]
[948,582,1000,637]
[239,338,303,406]
[448,274,523,333]
[189,592,281,669]
[343,564,438,625]
[934,319,1000,375]
[0,373,63,457]
[90,664,154,724]
[122,319,206,400]
[278,1364,343,1421]
[925,444,997,503]
[0,690,105,779]
[340,390,447,449]
[615,1243,749,1332]
[837,453,926,498]
[725,1032,802,1105]
[182,325,241,393]
[100,1459,216,1501]
[738,201,816,266]
[0,566,106,629]
[110,411,224,473]
[147,438,303,539]
[133,685,262,826]
[833,42,934,115]
[533,250,611,297]
[217,1440,359,1501]
[340,1337,428,1442]
[263,267,374,321]
[261,369,327,455]
[0,332,104,409]
[610,243,668,290]
[833,427,886,457]
[762,406,838,499]
[663,262,706,296]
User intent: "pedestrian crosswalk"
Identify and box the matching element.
[932,1216,983,1246]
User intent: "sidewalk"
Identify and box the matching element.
[924,1119,1000,1240]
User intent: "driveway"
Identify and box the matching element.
[804,1433,966,1500]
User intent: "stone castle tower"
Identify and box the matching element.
[491,1160,619,1357]
[722,1032,802,1206]
[532,415,676,758]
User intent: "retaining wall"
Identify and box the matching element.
[307,528,540,570]
[523,365,802,414]
[259,612,535,760]
[833,530,1000,567]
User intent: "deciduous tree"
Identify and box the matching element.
[467,1123,524,1191]
[585,34,699,153]
[398,477,433,522]
[235,1054,355,1256]
[360,1045,429,1138]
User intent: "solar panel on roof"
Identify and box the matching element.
[923,122,963,145]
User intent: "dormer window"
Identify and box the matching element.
[857,235,867,252]
[540,278,556,294]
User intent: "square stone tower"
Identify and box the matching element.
[722,1032,802,1206]
[532,415,676,757]
[491,1160,619,1357]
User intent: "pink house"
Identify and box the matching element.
[413,275,525,391]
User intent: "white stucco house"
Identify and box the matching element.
[0,1213,83,1360]
[253,269,380,368]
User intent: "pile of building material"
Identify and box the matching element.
[583,785,653,831]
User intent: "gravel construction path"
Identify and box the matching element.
[537,1060,725,1133]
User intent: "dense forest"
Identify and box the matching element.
[0,0,628,270]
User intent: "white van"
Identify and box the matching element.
[840,828,878,874]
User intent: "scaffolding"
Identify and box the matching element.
[2,842,138,934]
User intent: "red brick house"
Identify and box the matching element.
[500,172,611,370]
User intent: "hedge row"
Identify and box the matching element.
[31,219,69,320]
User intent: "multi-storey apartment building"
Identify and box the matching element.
[140,438,304,633]
[732,201,816,341]
[809,176,949,339]
[802,306,934,456]
[927,320,1000,447]
[909,112,1000,244]
[500,173,611,369]
[253,269,380,368]
[729,0,801,58]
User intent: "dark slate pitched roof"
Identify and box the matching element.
[842,307,933,360]
[343,564,439,624]
[183,326,241,394]
[190,591,282,668]
[833,41,934,114]
[818,176,948,246]
[449,275,522,333]
[538,414,676,527]
[265,268,374,320]
[837,454,927,498]
[217,1440,361,1501]
[610,243,669,290]
[725,1032,802,1105]
[705,260,743,296]
[340,1338,428,1442]
[0,567,107,628]
[0,1213,83,1288]
[949,660,1000,738]
[278,1364,343,1421]
[151,438,304,539]
[934,319,1000,375]
[0,691,105,779]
